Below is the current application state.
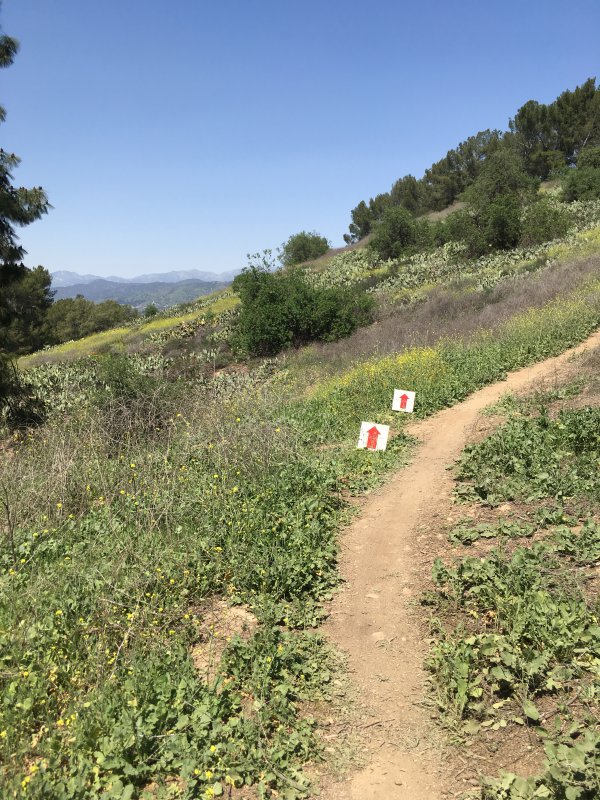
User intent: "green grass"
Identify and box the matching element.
[4,242,600,796]
[19,293,239,369]
[291,278,600,443]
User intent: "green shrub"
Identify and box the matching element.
[577,146,600,169]
[368,206,417,259]
[0,355,45,429]
[279,230,330,266]
[444,208,487,256]
[231,267,374,357]
[143,303,159,318]
[519,198,572,246]
[563,166,600,201]
[444,194,523,255]
[95,353,155,402]
[483,194,523,250]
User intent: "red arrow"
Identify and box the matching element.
[366,425,380,450]
[399,393,409,410]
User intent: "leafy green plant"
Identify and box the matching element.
[482,730,600,799]
[448,518,535,545]
[520,197,573,246]
[455,406,600,505]
[231,266,374,357]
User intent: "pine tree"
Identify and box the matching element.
[1,17,52,423]
[0,24,52,357]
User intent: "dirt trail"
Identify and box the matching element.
[320,329,600,799]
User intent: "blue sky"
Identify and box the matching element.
[2,0,600,278]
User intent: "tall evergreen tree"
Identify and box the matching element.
[1,14,52,422]
[0,21,52,357]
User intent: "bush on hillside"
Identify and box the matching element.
[562,166,600,201]
[442,196,522,256]
[439,149,538,256]
[368,206,418,260]
[519,198,573,246]
[443,209,487,257]
[483,194,523,250]
[0,355,45,429]
[231,267,374,357]
[279,230,330,267]
[577,146,600,169]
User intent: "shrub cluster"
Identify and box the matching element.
[231,267,375,357]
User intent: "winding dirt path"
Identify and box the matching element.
[320,328,600,799]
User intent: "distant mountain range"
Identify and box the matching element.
[51,268,238,287]
[50,269,238,310]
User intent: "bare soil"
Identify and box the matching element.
[316,328,600,799]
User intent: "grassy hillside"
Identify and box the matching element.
[19,291,239,369]
[3,194,600,797]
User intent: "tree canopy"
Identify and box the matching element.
[279,230,330,267]
[345,78,600,241]
[0,28,52,357]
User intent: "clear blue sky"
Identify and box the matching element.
[2,0,599,278]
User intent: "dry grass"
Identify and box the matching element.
[422,200,465,221]
[287,253,600,378]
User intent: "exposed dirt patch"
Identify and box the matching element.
[191,599,257,685]
[315,329,600,799]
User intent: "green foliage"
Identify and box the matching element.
[429,375,600,797]
[455,406,600,505]
[305,248,383,290]
[298,279,600,442]
[43,297,138,346]
[563,166,600,202]
[428,531,600,735]
[390,174,423,214]
[482,732,600,799]
[462,147,538,208]
[448,518,535,546]
[0,30,50,317]
[344,194,390,243]
[6,258,600,795]
[368,206,419,260]
[231,266,374,357]
[577,146,600,169]
[440,148,538,254]
[483,193,523,250]
[0,357,350,796]
[346,78,599,243]
[520,197,573,246]
[0,264,53,353]
[279,231,330,267]
[143,302,159,318]
[95,353,155,402]
[0,354,45,428]
[0,20,52,432]
[510,77,600,174]
[421,129,502,211]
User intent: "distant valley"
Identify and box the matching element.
[51,269,238,309]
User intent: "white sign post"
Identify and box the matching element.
[357,422,389,451]
[392,389,416,413]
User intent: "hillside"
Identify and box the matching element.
[4,182,600,798]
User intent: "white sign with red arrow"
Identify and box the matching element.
[357,422,390,451]
[392,389,416,413]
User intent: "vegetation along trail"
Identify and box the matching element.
[321,325,600,800]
